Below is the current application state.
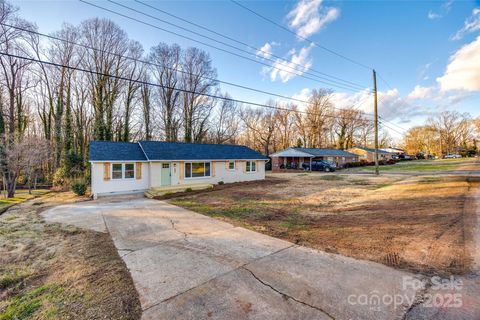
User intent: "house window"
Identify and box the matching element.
[124,163,135,179]
[246,161,256,173]
[228,161,235,171]
[112,163,135,180]
[185,162,211,178]
[112,164,123,179]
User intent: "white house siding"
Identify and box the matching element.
[91,162,150,198]
[150,160,266,187]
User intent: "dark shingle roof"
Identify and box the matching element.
[352,147,391,154]
[89,141,147,161]
[292,148,359,157]
[139,141,268,160]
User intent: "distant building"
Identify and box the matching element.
[270,147,359,171]
[380,147,406,155]
[348,147,394,162]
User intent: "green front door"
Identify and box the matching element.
[161,163,171,186]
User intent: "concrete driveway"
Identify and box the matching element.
[42,196,477,320]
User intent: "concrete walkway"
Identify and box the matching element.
[42,196,477,320]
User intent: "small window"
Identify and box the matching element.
[246,161,256,173]
[124,163,135,179]
[162,163,170,169]
[112,164,122,179]
[228,161,235,170]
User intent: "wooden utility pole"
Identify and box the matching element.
[373,69,379,175]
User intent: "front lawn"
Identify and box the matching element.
[361,158,477,172]
[0,193,141,320]
[0,189,50,211]
[169,171,479,276]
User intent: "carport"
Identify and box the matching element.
[270,147,360,172]
[270,148,313,171]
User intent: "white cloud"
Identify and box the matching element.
[256,42,273,59]
[292,88,311,102]
[451,8,480,40]
[418,62,433,80]
[437,35,480,92]
[287,0,340,38]
[428,11,441,20]
[407,85,434,100]
[427,0,454,20]
[269,44,314,82]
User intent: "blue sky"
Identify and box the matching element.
[13,0,480,139]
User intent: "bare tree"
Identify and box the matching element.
[241,104,276,155]
[80,18,129,141]
[428,111,471,155]
[149,43,181,141]
[121,40,143,142]
[180,47,217,143]
[209,93,239,144]
[3,136,50,197]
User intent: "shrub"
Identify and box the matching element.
[345,161,364,168]
[52,167,68,188]
[218,181,224,185]
[71,179,87,196]
[185,187,193,192]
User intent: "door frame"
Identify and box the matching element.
[160,162,172,186]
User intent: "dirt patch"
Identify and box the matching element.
[170,172,480,276]
[0,192,141,319]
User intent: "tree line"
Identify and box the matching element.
[403,111,479,157]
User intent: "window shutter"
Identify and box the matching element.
[243,161,246,173]
[225,161,228,170]
[103,162,111,180]
[179,161,184,180]
[136,162,142,179]
[212,161,216,177]
[256,161,259,172]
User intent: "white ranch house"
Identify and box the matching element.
[89,141,268,198]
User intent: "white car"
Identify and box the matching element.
[444,154,462,159]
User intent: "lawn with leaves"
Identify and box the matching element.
[0,193,141,320]
[0,190,50,211]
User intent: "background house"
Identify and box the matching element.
[89,141,268,198]
[348,147,394,162]
[270,147,359,172]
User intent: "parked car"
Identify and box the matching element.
[444,154,462,159]
[302,160,336,172]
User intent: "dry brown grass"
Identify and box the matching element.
[170,171,479,276]
[0,192,141,320]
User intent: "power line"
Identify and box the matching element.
[3,51,376,123]
[108,0,366,91]
[379,120,405,136]
[4,22,374,115]
[230,0,373,70]
[133,0,367,90]
[79,0,365,93]
[379,116,408,133]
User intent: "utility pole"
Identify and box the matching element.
[373,69,379,175]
